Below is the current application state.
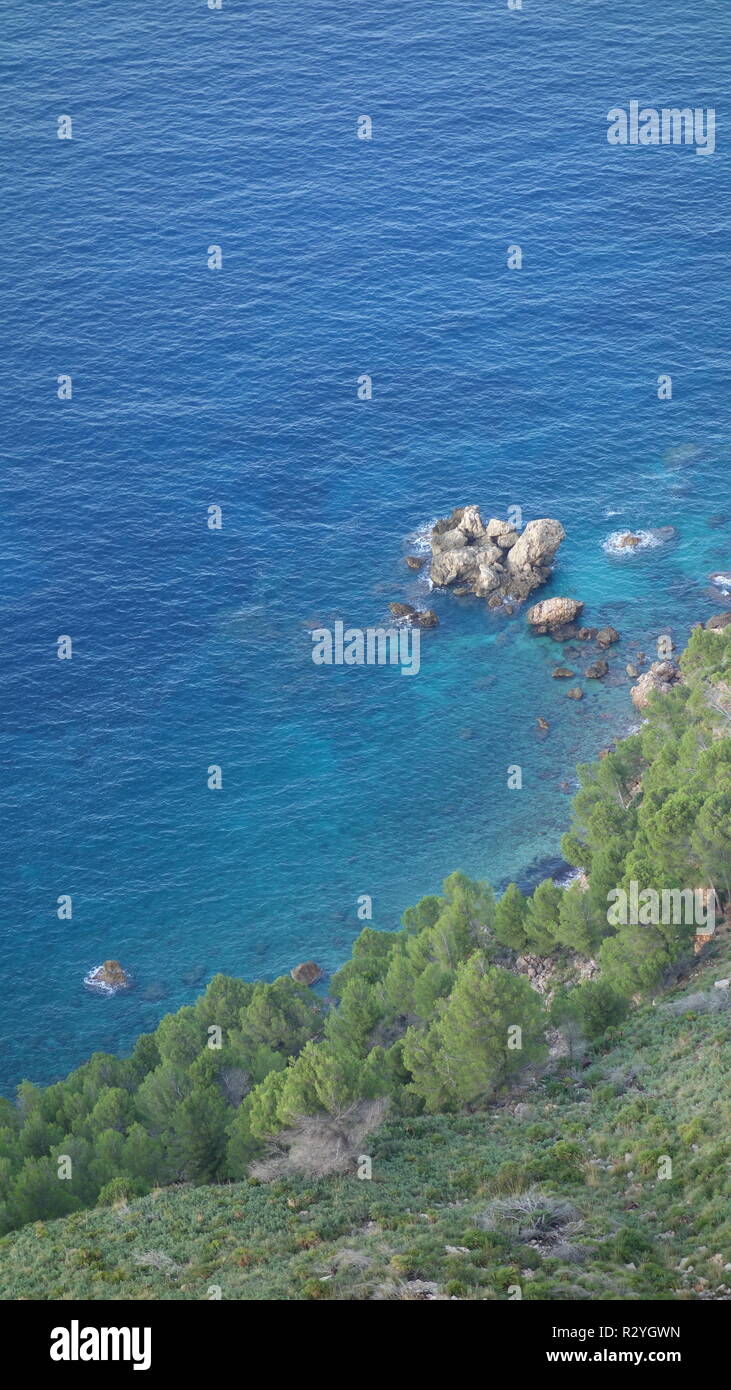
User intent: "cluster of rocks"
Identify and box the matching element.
[526,596,620,650]
[526,597,623,700]
[428,506,566,603]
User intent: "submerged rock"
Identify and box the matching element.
[552,667,576,679]
[585,659,609,679]
[290,961,324,987]
[566,687,584,700]
[596,626,620,648]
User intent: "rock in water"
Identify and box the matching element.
[527,597,584,633]
[584,659,609,679]
[411,609,439,628]
[388,603,438,628]
[566,687,584,700]
[429,506,565,602]
[290,961,324,986]
[617,533,642,547]
[89,960,130,990]
[552,667,576,679]
[405,556,424,571]
[507,518,566,573]
[596,626,620,648]
[389,603,416,619]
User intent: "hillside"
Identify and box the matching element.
[0,621,729,1300]
[1,932,729,1302]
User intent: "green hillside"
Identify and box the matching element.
[0,622,729,1300]
[0,933,729,1301]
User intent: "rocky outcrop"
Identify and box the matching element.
[88,960,130,990]
[405,556,424,571]
[429,507,565,602]
[617,533,642,548]
[290,961,323,986]
[527,597,584,633]
[706,612,731,631]
[630,660,681,711]
[389,603,416,619]
[388,603,439,628]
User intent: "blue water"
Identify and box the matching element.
[1,0,730,1092]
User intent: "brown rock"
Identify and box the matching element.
[576,626,597,641]
[89,960,130,989]
[566,687,584,700]
[596,626,620,648]
[537,717,550,731]
[626,663,639,678]
[585,659,609,679]
[290,961,323,987]
[389,603,416,619]
[617,533,642,548]
[405,556,425,571]
[411,609,439,628]
[552,667,576,679]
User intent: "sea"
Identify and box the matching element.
[1,0,730,1092]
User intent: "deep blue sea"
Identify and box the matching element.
[1,1,730,1093]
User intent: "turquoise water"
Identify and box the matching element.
[1,0,730,1091]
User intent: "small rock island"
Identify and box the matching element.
[429,506,565,602]
[87,960,130,990]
